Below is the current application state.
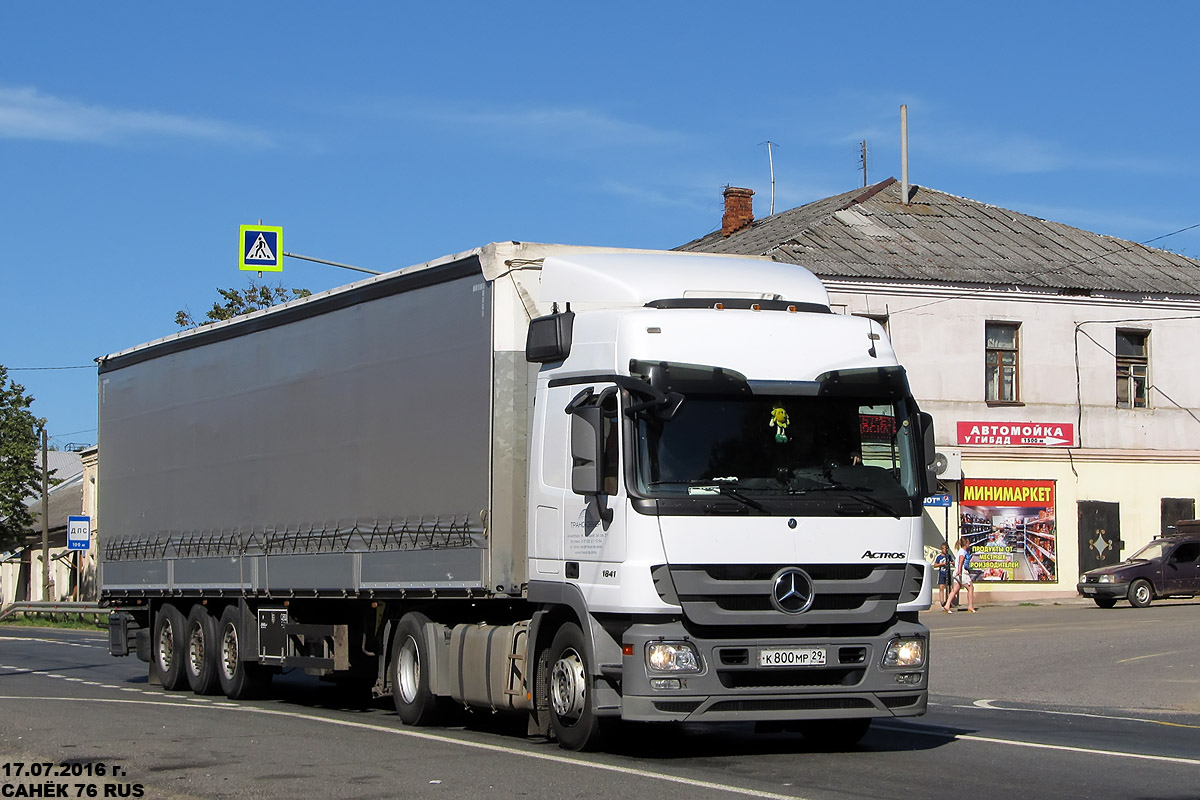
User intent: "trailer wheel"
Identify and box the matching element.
[216,606,269,700]
[153,603,189,691]
[392,613,439,726]
[184,605,221,694]
[547,622,608,751]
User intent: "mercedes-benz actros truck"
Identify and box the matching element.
[102,242,936,751]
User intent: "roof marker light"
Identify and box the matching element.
[751,303,762,312]
[787,305,797,313]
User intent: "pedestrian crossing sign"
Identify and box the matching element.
[239,224,284,272]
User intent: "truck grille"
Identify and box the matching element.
[658,563,911,626]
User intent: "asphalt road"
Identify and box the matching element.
[2,602,1198,800]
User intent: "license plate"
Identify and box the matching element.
[1080,587,1096,595]
[759,647,826,667]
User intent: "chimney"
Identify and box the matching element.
[721,186,754,237]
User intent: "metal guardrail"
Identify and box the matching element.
[0,601,105,622]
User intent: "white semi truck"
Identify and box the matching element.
[102,242,936,751]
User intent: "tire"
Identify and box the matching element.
[797,718,872,750]
[1093,597,1118,609]
[152,603,189,691]
[1129,579,1154,608]
[391,612,440,726]
[216,606,270,700]
[184,605,221,695]
[546,622,609,752]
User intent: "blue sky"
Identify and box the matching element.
[3,2,1198,447]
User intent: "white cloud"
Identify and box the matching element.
[358,98,687,150]
[0,85,273,147]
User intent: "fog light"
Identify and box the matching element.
[650,678,682,690]
[882,637,925,668]
[646,641,702,673]
[895,672,922,685]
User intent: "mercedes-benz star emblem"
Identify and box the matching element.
[771,568,815,614]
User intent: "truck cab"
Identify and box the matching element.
[522,253,935,748]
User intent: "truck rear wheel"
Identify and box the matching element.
[392,612,439,726]
[547,622,608,751]
[185,605,221,695]
[153,603,188,691]
[217,606,269,699]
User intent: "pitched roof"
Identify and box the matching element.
[676,178,1200,297]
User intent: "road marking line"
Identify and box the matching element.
[874,721,1200,766]
[962,698,1200,730]
[0,696,813,800]
[1116,651,1180,664]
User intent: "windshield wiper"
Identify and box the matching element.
[646,480,770,514]
[789,482,901,519]
[714,484,770,514]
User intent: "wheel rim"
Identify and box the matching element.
[220,623,239,681]
[397,635,420,704]
[1135,583,1151,604]
[157,620,175,672]
[188,623,205,676]
[549,648,586,724]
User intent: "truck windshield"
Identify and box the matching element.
[632,394,921,504]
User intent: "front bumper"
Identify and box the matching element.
[618,619,928,723]
[1077,582,1129,600]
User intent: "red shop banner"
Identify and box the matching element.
[959,479,1057,583]
[957,421,1074,447]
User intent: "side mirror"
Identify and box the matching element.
[570,405,604,496]
[920,412,936,496]
[526,311,575,364]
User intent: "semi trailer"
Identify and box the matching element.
[102,241,937,750]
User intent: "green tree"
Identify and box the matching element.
[0,365,45,551]
[175,281,312,329]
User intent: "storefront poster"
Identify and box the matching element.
[959,479,1057,583]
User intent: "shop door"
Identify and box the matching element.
[1161,498,1196,536]
[1078,501,1123,574]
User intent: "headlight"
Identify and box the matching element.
[1098,574,1113,583]
[881,637,925,669]
[646,641,702,673]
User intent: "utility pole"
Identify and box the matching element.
[860,140,868,188]
[760,140,778,215]
[40,426,49,601]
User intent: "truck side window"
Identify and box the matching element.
[601,391,620,495]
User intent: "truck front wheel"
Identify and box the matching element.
[392,612,439,726]
[547,622,608,751]
[153,603,188,691]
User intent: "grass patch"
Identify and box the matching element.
[1018,602,1039,606]
[0,614,105,631]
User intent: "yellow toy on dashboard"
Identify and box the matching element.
[769,404,790,443]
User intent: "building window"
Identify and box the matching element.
[985,322,1020,403]
[1116,330,1149,408]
